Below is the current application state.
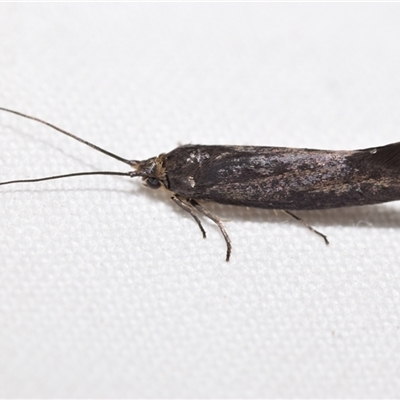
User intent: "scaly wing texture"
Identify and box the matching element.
[166,144,400,210]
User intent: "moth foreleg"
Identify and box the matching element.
[171,195,206,238]
[189,199,232,262]
[283,210,329,245]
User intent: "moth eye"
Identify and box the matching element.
[146,177,161,189]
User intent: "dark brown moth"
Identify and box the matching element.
[1,106,400,261]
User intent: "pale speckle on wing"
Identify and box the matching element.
[188,176,196,188]
[187,149,210,164]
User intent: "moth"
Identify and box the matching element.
[1,106,400,261]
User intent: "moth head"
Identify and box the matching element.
[130,154,166,190]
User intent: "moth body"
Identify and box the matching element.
[144,143,400,210]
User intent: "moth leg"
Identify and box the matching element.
[171,195,206,238]
[189,199,232,262]
[283,210,329,245]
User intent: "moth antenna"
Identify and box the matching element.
[0,171,138,187]
[0,106,136,167]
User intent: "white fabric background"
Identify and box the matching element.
[0,3,399,398]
